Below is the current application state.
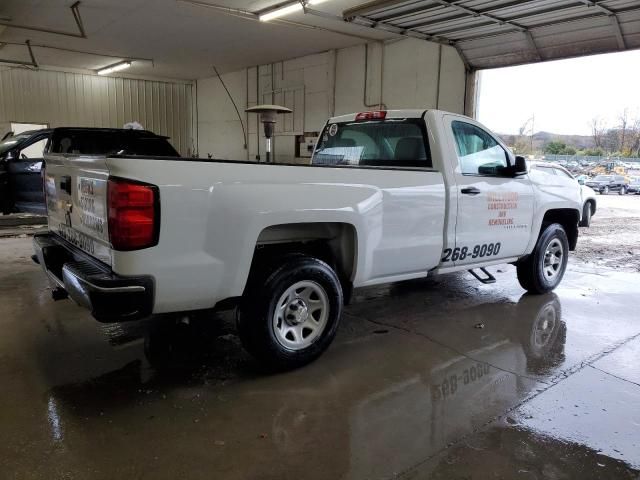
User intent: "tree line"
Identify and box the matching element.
[589,109,640,157]
[511,110,640,157]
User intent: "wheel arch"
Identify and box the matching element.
[540,208,580,251]
[248,222,359,293]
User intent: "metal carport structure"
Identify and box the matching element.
[340,0,640,114]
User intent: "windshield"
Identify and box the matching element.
[0,133,32,155]
[312,118,430,168]
[594,175,613,181]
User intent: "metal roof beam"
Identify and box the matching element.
[608,14,626,49]
[375,3,444,22]
[429,0,527,32]
[343,0,415,20]
[349,14,455,46]
[524,31,541,61]
[575,0,626,49]
[455,4,640,45]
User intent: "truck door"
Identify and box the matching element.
[443,115,534,266]
[7,132,50,215]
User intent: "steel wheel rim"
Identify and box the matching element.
[543,238,564,280]
[272,280,329,351]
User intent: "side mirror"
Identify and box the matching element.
[514,155,527,176]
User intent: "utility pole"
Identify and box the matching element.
[530,113,535,154]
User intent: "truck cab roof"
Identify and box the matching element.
[327,109,429,123]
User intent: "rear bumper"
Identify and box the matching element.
[33,233,154,322]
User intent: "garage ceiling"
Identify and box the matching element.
[343,0,640,69]
[0,0,388,80]
[0,0,639,79]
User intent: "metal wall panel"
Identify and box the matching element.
[0,68,194,155]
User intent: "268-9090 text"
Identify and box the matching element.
[441,242,501,262]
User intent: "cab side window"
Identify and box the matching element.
[451,121,508,176]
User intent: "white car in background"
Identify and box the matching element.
[529,161,596,227]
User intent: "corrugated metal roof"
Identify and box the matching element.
[343,0,640,69]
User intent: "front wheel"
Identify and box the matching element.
[517,223,569,294]
[579,202,592,227]
[237,255,343,370]
[619,186,626,195]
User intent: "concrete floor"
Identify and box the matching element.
[1,200,640,479]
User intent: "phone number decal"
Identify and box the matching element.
[441,242,501,262]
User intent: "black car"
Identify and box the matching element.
[0,127,179,215]
[0,129,53,214]
[585,175,628,195]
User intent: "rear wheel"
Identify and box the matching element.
[517,223,569,294]
[237,255,343,370]
[579,202,592,227]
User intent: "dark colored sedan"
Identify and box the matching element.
[585,175,628,195]
[0,127,179,215]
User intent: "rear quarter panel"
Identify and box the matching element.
[105,158,446,313]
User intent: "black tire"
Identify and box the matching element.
[579,202,592,227]
[516,223,569,294]
[237,255,343,370]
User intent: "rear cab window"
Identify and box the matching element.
[312,116,431,169]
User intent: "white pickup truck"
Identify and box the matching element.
[33,111,582,369]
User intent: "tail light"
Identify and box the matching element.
[108,177,159,251]
[355,111,387,121]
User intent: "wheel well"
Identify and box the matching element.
[542,209,580,251]
[251,222,357,289]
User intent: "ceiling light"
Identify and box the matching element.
[259,0,330,22]
[97,61,131,76]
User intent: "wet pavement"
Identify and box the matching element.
[1,236,639,479]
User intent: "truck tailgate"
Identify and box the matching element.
[44,155,112,266]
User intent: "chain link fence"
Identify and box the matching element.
[539,154,640,164]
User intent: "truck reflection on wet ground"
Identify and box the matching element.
[1,234,639,479]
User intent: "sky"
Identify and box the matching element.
[477,49,640,136]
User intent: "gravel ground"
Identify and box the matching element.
[573,193,640,271]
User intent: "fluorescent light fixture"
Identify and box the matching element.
[259,0,329,22]
[97,61,131,76]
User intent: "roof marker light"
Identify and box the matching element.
[355,111,387,121]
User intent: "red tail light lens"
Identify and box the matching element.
[355,111,387,121]
[108,178,159,251]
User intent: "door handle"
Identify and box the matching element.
[461,187,481,196]
[60,175,72,195]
